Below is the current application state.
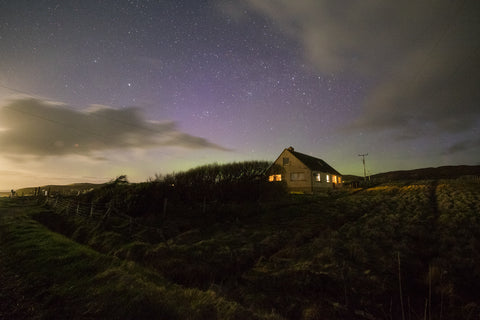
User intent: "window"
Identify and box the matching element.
[338,177,342,183]
[283,157,289,166]
[269,174,282,181]
[326,174,330,183]
[333,175,337,183]
[290,172,305,181]
[315,173,321,182]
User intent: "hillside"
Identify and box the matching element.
[372,165,480,182]
[342,165,480,184]
[1,175,479,319]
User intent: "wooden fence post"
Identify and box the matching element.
[101,203,112,222]
[76,202,80,215]
[90,202,94,217]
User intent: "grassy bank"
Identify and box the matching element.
[0,199,271,319]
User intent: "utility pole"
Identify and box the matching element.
[358,153,368,181]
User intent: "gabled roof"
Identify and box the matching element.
[289,150,342,176]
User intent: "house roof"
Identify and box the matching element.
[289,150,342,176]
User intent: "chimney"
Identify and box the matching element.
[287,146,294,152]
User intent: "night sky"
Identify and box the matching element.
[1,0,479,190]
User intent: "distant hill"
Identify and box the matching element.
[371,165,480,182]
[342,165,480,184]
[341,174,363,183]
[15,183,105,196]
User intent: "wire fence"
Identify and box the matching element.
[45,196,108,218]
[40,195,170,244]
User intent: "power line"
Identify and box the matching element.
[0,83,193,162]
[0,83,167,136]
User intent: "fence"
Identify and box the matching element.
[457,175,480,183]
[44,196,109,218]
[41,195,170,244]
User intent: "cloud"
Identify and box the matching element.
[238,0,480,137]
[0,98,229,158]
[444,138,480,155]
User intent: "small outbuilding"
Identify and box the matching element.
[267,147,342,193]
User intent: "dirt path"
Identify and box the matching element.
[429,180,439,217]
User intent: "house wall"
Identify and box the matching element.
[312,172,342,191]
[273,149,312,193]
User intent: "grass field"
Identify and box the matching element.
[1,178,479,319]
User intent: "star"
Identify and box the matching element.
[0,0,478,190]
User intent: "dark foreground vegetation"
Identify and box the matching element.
[1,162,479,319]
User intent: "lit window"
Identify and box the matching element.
[326,174,330,183]
[269,174,282,181]
[315,173,321,182]
[338,177,342,183]
[290,172,305,181]
[333,175,337,183]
